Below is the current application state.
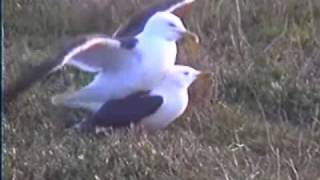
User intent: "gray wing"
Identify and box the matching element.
[113,0,196,38]
[83,91,163,129]
[55,34,139,73]
[4,34,139,103]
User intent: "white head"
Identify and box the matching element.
[164,65,210,89]
[141,11,199,42]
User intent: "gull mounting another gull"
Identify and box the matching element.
[51,11,199,112]
[4,0,199,103]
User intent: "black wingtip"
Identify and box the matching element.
[3,34,108,104]
[4,57,61,103]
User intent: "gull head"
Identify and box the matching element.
[141,11,199,43]
[166,65,211,89]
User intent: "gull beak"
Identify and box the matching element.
[196,71,211,80]
[181,31,199,44]
[179,30,200,58]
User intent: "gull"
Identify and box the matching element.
[75,65,210,132]
[5,0,197,103]
[51,11,199,112]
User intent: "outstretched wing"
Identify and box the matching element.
[113,0,196,38]
[4,34,139,103]
[55,34,139,73]
[83,91,163,129]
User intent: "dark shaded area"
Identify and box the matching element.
[81,91,163,130]
[4,56,60,103]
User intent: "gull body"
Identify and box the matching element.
[77,65,208,132]
[138,66,192,130]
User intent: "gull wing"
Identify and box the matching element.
[84,91,163,129]
[113,0,196,37]
[4,34,139,103]
[56,34,139,73]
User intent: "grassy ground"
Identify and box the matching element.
[4,0,320,179]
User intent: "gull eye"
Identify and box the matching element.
[183,71,190,76]
[168,22,176,27]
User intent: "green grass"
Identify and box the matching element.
[4,0,320,179]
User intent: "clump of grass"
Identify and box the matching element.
[188,0,320,124]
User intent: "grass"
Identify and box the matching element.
[4,0,320,179]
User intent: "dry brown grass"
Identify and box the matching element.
[4,0,320,179]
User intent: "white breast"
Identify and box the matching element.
[135,38,177,90]
[139,88,189,131]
